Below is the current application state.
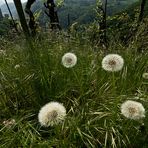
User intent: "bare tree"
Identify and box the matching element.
[4,0,18,32]
[13,0,30,37]
[0,8,3,20]
[44,0,61,30]
[25,0,37,36]
[97,0,108,48]
[138,0,147,22]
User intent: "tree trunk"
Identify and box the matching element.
[4,0,18,32]
[138,0,146,22]
[44,0,61,30]
[103,0,107,45]
[25,0,36,36]
[0,8,3,20]
[98,0,108,48]
[13,0,30,37]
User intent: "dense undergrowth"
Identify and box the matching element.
[0,27,148,148]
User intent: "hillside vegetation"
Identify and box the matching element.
[126,0,148,17]
[0,0,140,28]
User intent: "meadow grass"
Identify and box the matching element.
[0,32,148,148]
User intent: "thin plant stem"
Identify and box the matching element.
[72,69,83,94]
[112,72,116,94]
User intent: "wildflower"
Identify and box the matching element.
[62,52,77,68]
[102,54,124,72]
[14,64,20,69]
[0,50,6,56]
[38,102,66,127]
[3,119,16,128]
[121,100,145,120]
[142,73,148,79]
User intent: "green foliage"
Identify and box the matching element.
[106,9,148,44]
[0,18,11,36]
[125,0,148,17]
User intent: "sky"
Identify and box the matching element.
[0,0,27,5]
[4,0,27,2]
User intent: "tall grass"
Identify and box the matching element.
[0,32,148,148]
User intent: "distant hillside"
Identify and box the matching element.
[0,0,139,28]
[107,0,138,15]
[32,0,139,28]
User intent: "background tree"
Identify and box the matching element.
[138,0,147,22]
[25,0,37,36]
[4,0,18,32]
[44,0,61,30]
[13,0,30,37]
[96,0,108,48]
[0,8,3,20]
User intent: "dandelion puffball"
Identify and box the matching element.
[142,73,148,79]
[0,50,6,56]
[62,52,77,68]
[121,100,145,120]
[102,54,124,72]
[38,102,66,127]
[3,119,16,128]
[14,64,20,69]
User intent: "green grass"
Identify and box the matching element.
[0,31,148,148]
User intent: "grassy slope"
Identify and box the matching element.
[0,29,148,147]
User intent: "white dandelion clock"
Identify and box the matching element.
[0,50,6,56]
[121,100,145,120]
[14,64,20,69]
[102,54,124,72]
[62,52,77,68]
[38,102,66,127]
[3,119,16,128]
[142,73,148,79]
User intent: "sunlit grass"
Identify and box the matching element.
[0,33,148,147]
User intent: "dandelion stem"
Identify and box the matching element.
[72,69,83,94]
[112,72,116,94]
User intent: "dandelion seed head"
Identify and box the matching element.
[121,100,145,120]
[142,73,148,79]
[62,52,77,68]
[38,102,66,127]
[3,119,16,128]
[14,64,20,69]
[0,50,6,56]
[102,54,124,72]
